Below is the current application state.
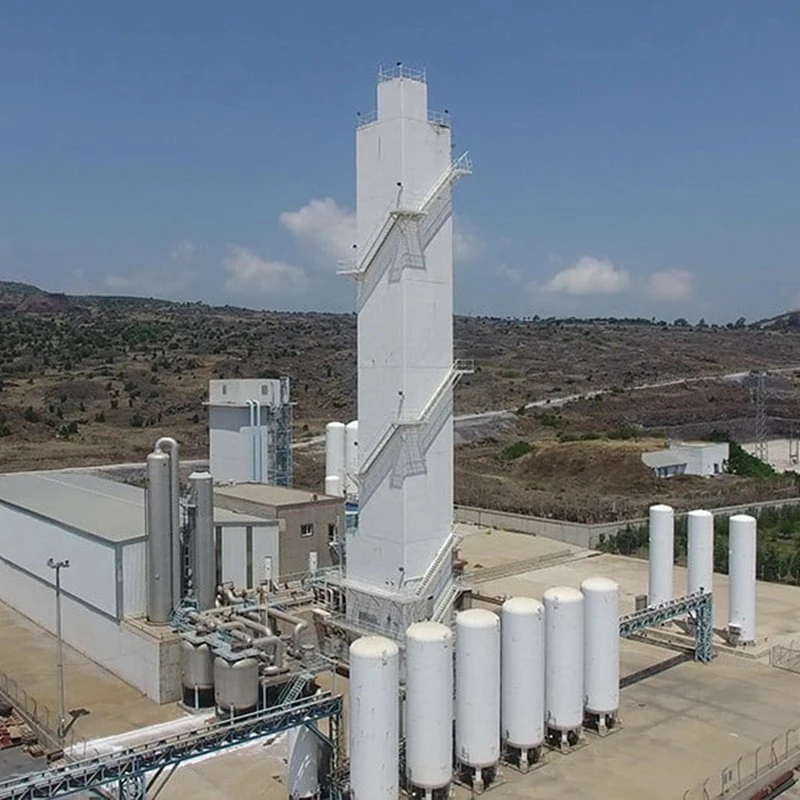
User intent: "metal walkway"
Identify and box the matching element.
[0,692,343,800]
[619,591,714,662]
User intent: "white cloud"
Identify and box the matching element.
[494,264,524,284]
[545,256,630,295]
[453,219,484,263]
[103,274,133,290]
[647,269,694,301]
[223,245,307,294]
[279,198,356,261]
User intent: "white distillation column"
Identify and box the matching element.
[728,514,757,645]
[648,504,674,607]
[325,421,346,497]
[345,66,470,594]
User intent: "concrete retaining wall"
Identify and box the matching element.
[455,496,800,549]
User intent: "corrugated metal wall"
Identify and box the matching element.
[0,504,118,617]
[121,541,146,617]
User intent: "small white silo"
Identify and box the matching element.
[501,597,544,770]
[728,514,757,645]
[687,509,714,596]
[405,621,454,795]
[324,421,346,497]
[455,609,500,792]
[288,723,321,800]
[344,420,359,499]
[581,577,620,734]
[349,636,399,800]
[648,503,674,607]
[543,586,584,749]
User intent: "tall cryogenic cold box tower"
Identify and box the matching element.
[339,65,471,632]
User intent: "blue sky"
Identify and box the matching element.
[2,1,799,322]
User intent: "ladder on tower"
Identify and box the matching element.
[432,581,464,623]
[337,153,472,280]
[416,531,461,599]
[357,360,474,477]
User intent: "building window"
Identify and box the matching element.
[301,523,314,538]
[328,523,337,543]
[221,384,227,395]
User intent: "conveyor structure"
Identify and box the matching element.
[0,693,343,800]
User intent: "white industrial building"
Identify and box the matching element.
[206,378,292,486]
[642,441,729,478]
[0,471,278,703]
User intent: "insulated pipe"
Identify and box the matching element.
[189,472,216,611]
[255,400,263,482]
[247,401,256,480]
[266,608,310,652]
[154,437,181,610]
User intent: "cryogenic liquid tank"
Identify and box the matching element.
[146,450,173,624]
[728,514,756,644]
[501,597,544,763]
[405,621,454,792]
[648,504,674,607]
[581,577,620,727]
[349,636,399,800]
[455,609,500,775]
[288,724,321,799]
[344,420,359,498]
[325,422,346,497]
[544,587,584,734]
[687,509,714,596]
[180,640,214,709]
[213,657,259,716]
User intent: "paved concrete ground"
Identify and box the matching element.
[0,601,181,743]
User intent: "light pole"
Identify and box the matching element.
[47,557,69,739]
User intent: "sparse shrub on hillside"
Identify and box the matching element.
[499,441,535,461]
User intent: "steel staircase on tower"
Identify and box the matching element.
[357,359,474,476]
[337,153,472,279]
[415,531,461,598]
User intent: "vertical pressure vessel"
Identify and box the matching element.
[501,597,544,752]
[581,577,620,718]
[405,621,454,792]
[455,609,500,769]
[349,636,399,800]
[687,509,714,596]
[325,422,346,497]
[728,514,757,644]
[544,587,584,732]
[648,504,674,607]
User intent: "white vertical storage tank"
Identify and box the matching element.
[288,724,321,800]
[455,609,500,792]
[687,509,714,596]
[501,597,544,770]
[405,621,454,795]
[581,578,620,733]
[728,514,757,645]
[324,422,346,497]
[146,450,173,624]
[344,420,359,499]
[349,636,399,800]
[648,503,674,607]
[543,587,584,749]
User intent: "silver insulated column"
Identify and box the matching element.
[189,472,215,611]
[154,437,181,610]
[146,451,173,623]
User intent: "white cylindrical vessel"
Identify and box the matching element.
[344,420,359,498]
[405,621,454,792]
[544,587,584,734]
[728,514,757,644]
[455,609,500,773]
[648,504,674,607]
[324,475,343,498]
[687,509,714,596]
[349,636,399,800]
[288,724,321,799]
[501,598,544,762]
[581,578,619,726]
[325,422,346,496]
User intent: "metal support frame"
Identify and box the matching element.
[0,693,343,800]
[619,591,713,663]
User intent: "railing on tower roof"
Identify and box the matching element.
[378,64,427,83]
[356,108,452,129]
